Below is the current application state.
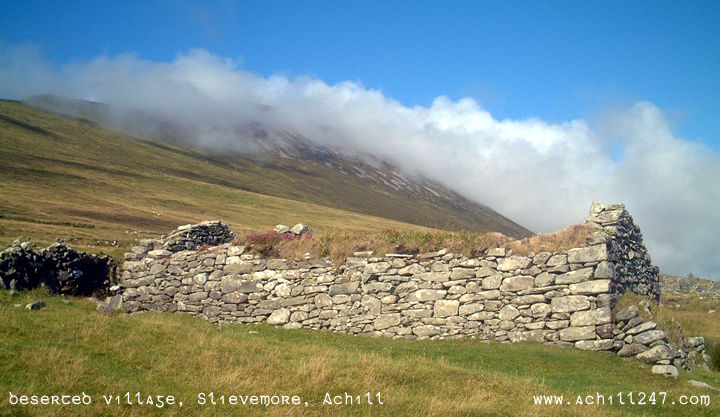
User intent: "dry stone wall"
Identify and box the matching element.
[121,202,660,349]
[121,202,709,375]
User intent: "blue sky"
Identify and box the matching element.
[2,0,719,149]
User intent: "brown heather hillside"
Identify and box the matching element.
[0,99,529,257]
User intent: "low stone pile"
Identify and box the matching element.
[613,304,712,378]
[124,221,236,261]
[159,220,236,252]
[0,239,117,295]
[274,223,313,236]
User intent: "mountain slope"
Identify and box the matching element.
[0,99,529,253]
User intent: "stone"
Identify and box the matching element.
[413,325,441,337]
[534,272,555,287]
[374,313,402,330]
[498,305,520,321]
[451,268,475,279]
[481,275,503,289]
[570,307,612,327]
[223,262,254,274]
[274,224,290,234]
[637,345,672,362]
[651,365,679,379]
[617,343,647,357]
[398,264,425,275]
[626,321,657,335]
[514,295,546,305]
[556,268,594,285]
[687,380,717,390]
[25,301,46,310]
[328,281,359,296]
[531,303,552,319]
[633,330,666,345]
[419,272,451,282]
[558,326,596,341]
[594,261,616,279]
[290,223,313,236]
[575,340,613,351]
[497,256,532,271]
[222,293,248,304]
[314,294,333,308]
[569,280,611,295]
[546,255,567,266]
[500,276,534,292]
[567,244,608,263]
[227,246,246,256]
[476,290,501,300]
[475,266,496,277]
[147,249,171,258]
[409,289,445,302]
[365,262,391,274]
[551,295,590,313]
[220,276,259,293]
[290,311,308,322]
[459,303,484,315]
[486,248,506,257]
[615,305,638,321]
[434,300,460,317]
[267,308,291,325]
[362,296,382,315]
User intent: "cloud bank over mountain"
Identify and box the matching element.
[2,44,718,279]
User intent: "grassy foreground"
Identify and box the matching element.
[1,289,719,417]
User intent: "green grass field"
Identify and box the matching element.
[1,289,719,416]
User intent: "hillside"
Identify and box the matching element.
[0,99,529,255]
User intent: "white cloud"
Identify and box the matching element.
[1,45,718,279]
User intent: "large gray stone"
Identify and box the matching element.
[500,276,534,292]
[556,268,594,284]
[374,313,402,330]
[651,365,679,379]
[220,276,260,293]
[497,256,532,271]
[558,326,596,341]
[637,345,672,362]
[551,295,591,313]
[615,305,639,321]
[626,321,657,335]
[434,300,460,317]
[570,307,612,326]
[409,289,445,302]
[567,244,608,263]
[481,275,503,289]
[398,263,426,275]
[594,261,616,279]
[569,280,611,295]
[575,339,613,351]
[633,330,667,345]
[451,268,475,279]
[328,281,360,296]
[617,343,647,357]
[223,262,254,274]
[365,262,391,274]
[267,308,291,325]
[498,305,520,321]
[413,324,441,337]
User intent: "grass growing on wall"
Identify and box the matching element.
[2,289,719,417]
[237,224,595,263]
